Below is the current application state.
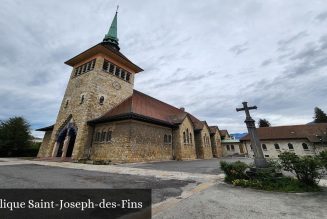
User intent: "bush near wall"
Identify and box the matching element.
[220,151,327,192]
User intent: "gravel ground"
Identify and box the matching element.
[154,183,327,219]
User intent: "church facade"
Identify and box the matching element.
[37,12,223,163]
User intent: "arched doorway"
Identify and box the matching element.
[66,128,76,157]
[53,121,77,158]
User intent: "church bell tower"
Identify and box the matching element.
[37,9,143,160]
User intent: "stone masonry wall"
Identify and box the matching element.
[90,120,173,162]
[201,125,213,159]
[37,131,52,157]
[38,55,135,160]
[173,117,196,160]
[210,131,222,158]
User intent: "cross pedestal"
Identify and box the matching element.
[236,102,268,168]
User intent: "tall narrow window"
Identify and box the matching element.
[95,132,100,142]
[65,99,69,108]
[101,131,106,142]
[226,145,230,151]
[103,61,109,72]
[164,134,168,143]
[99,96,104,105]
[288,143,294,150]
[186,129,189,143]
[183,132,186,144]
[190,133,192,144]
[121,70,126,80]
[168,135,172,143]
[274,143,280,150]
[80,95,84,104]
[126,73,130,82]
[231,144,235,150]
[109,64,115,73]
[115,67,120,77]
[106,131,112,142]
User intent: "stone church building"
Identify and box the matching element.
[37,12,223,162]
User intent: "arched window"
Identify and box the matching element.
[168,135,172,143]
[65,99,69,108]
[101,130,106,142]
[231,144,235,150]
[95,132,100,142]
[302,143,308,150]
[186,128,189,143]
[288,143,294,150]
[99,96,104,105]
[190,133,192,144]
[164,134,168,143]
[226,145,230,151]
[262,144,267,150]
[183,132,186,143]
[274,143,280,150]
[80,95,84,104]
[106,131,112,142]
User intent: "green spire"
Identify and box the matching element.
[103,9,119,49]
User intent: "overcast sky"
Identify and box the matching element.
[1,0,327,137]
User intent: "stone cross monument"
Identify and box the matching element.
[236,102,268,168]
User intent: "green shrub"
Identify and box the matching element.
[279,152,325,186]
[318,151,327,170]
[220,161,248,183]
[232,177,320,192]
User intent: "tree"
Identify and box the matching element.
[313,107,327,123]
[0,117,31,154]
[258,119,271,127]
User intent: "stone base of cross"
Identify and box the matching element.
[236,102,268,168]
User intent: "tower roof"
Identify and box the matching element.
[103,10,119,50]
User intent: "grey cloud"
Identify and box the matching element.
[315,11,327,21]
[229,42,248,55]
[278,31,308,48]
[261,59,272,67]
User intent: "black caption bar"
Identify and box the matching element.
[0,189,151,219]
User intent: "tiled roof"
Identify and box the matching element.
[220,129,229,137]
[36,125,54,131]
[240,123,327,143]
[89,90,204,129]
[209,126,219,134]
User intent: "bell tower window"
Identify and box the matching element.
[102,59,132,83]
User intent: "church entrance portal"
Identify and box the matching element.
[52,122,77,158]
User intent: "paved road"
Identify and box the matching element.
[154,183,327,219]
[0,164,197,204]
[118,157,253,175]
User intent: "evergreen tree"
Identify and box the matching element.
[313,107,327,123]
[0,117,31,152]
[258,118,271,127]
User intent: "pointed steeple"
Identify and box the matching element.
[103,7,120,50]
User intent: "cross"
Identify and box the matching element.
[236,101,268,168]
[236,102,257,120]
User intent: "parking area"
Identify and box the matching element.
[0,164,197,204]
[118,157,253,175]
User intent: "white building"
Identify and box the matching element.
[240,123,327,158]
